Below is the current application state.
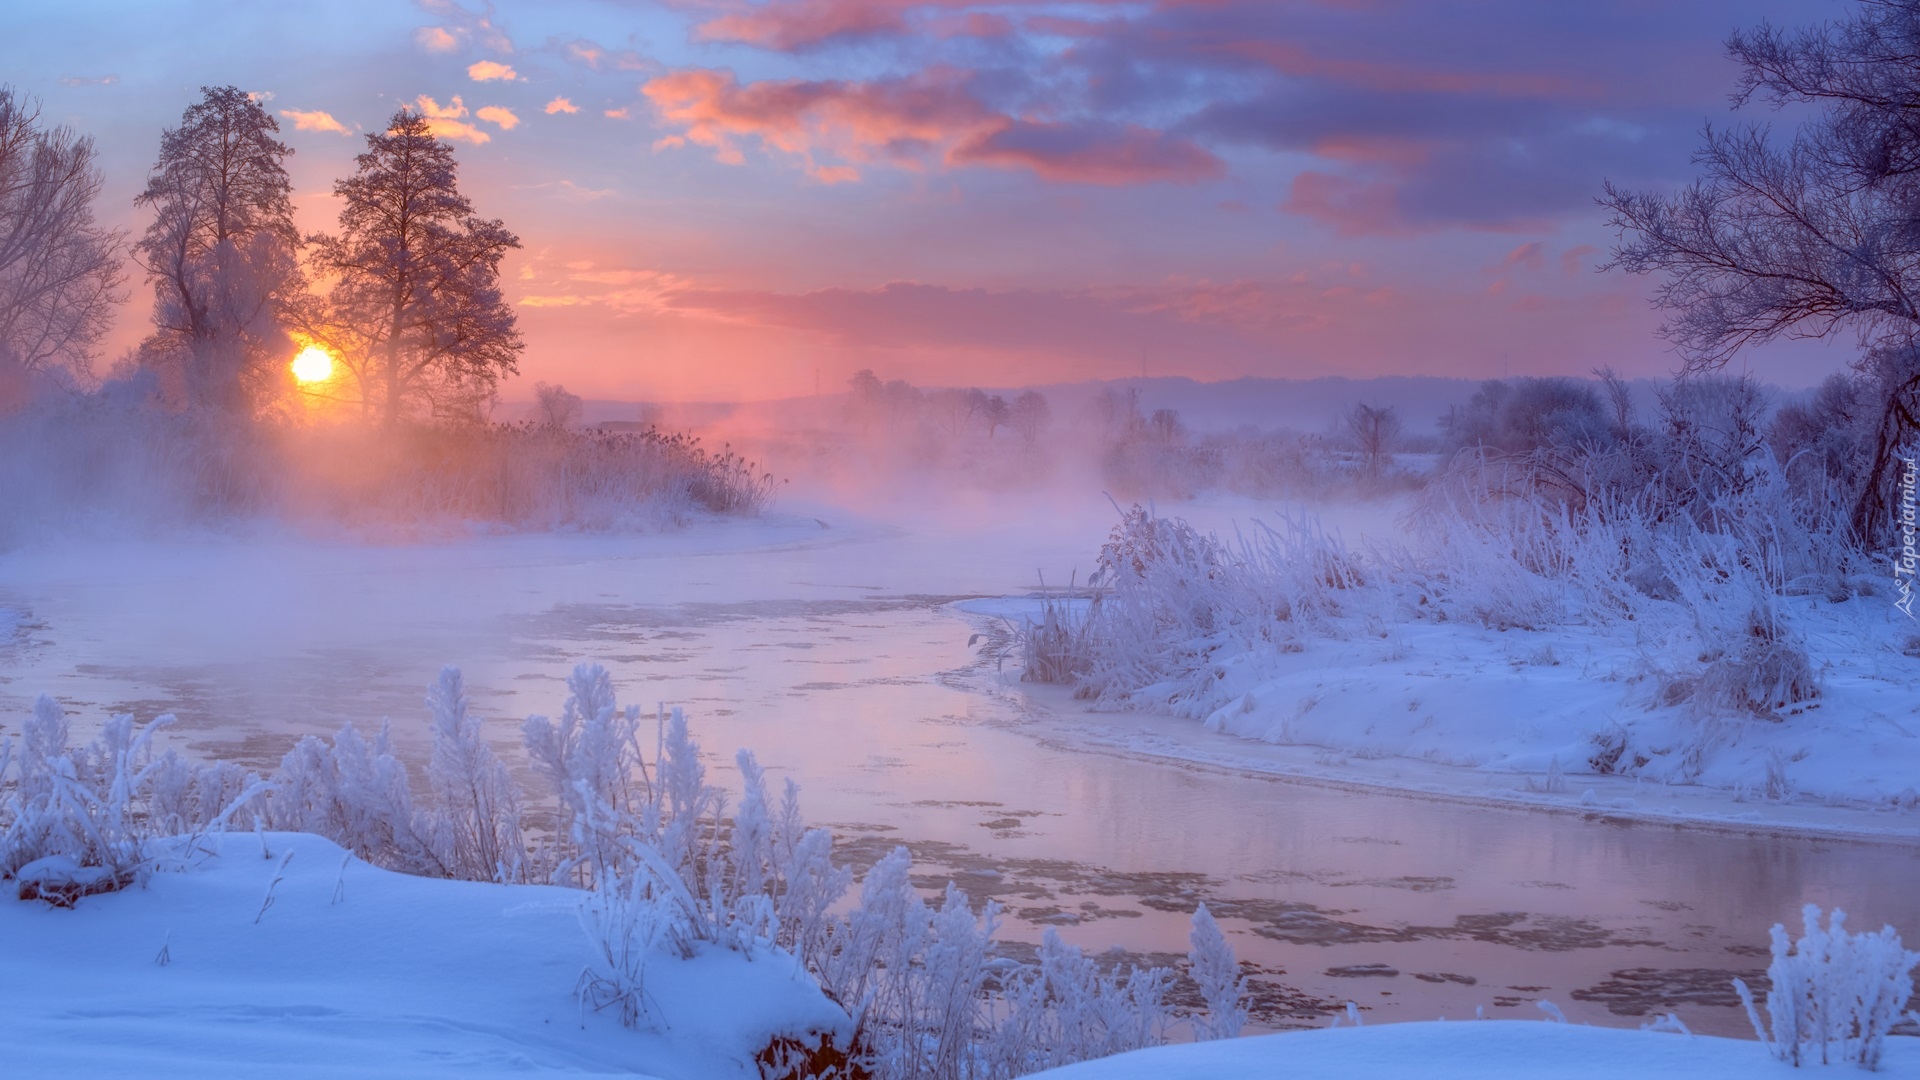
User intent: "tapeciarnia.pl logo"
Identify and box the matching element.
[1897,452,1917,619]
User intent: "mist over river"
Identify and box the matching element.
[3,494,1913,1036]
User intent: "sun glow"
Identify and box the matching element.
[291,344,334,383]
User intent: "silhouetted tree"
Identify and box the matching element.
[134,86,300,412]
[534,380,582,429]
[1149,407,1181,444]
[1346,402,1401,478]
[928,386,980,434]
[311,110,521,426]
[0,88,123,395]
[1009,389,1051,443]
[982,394,1011,439]
[1600,0,1920,541]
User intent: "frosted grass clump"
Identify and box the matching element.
[1733,904,1920,1069]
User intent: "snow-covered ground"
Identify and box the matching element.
[1028,1020,1920,1079]
[0,832,844,1078]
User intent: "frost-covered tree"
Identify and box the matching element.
[1601,0,1920,542]
[0,88,123,393]
[133,86,300,413]
[311,110,521,426]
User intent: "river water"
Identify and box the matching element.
[3,502,1915,1037]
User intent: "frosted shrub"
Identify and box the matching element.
[522,664,653,887]
[0,697,200,903]
[424,666,526,882]
[769,778,853,972]
[1187,904,1248,1040]
[267,720,439,873]
[1024,505,1363,717]
[1019,587,1099,686]
[1733,905,1920,1069]
[814,844,1178,1080]
[988,929,1175,1075]
[576,869,673,1029]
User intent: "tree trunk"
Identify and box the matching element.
[1852,371,1920,547]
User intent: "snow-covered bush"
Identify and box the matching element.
[2,697,180,903]
[1187,904,1248,1040]
[988,929,1175,1074]
[1733,904,1920,1069]
[815,844,1177,1080]
[576,868,673,1029]
[423,666,525,881]
[522,663,653,888]
[266,720,439,873]
[1019,588,1099,686]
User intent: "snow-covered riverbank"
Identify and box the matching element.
[963,597,1920,844]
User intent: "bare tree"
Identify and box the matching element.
[1009,389,1051,443]
[925,384,983,430]
[134,86,301,413]
[1593,366,1637,440]
[311,110,521,426]
[0,87,123,393]
[534,380,582,429]
[1149,407,1181,444]
[1346,402,1401,479]
[1599,0,1920,541]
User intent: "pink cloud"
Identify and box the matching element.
[1560,243,1599,277]
[1496,241,1546,272]
[468,60,520,82]
[949,121,1222,185]
[643,67,1220,185]
[280,108,350,135]
[1279,172,1408,236]
[415,26,460,53]
[695,0,916,49]
[414,95,491,144]
[545,96,580,115]
[476,105,519,130]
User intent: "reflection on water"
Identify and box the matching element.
[3,534,1915,1038]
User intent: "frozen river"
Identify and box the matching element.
[3,497,1915,1036]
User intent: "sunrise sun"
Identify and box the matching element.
[291,343,334,383]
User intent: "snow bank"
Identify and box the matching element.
[1004,499,1920,825]
[1026,1020,1920,1080]
[0,831,845,1078]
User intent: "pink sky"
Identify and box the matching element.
[4,0,1855,400]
